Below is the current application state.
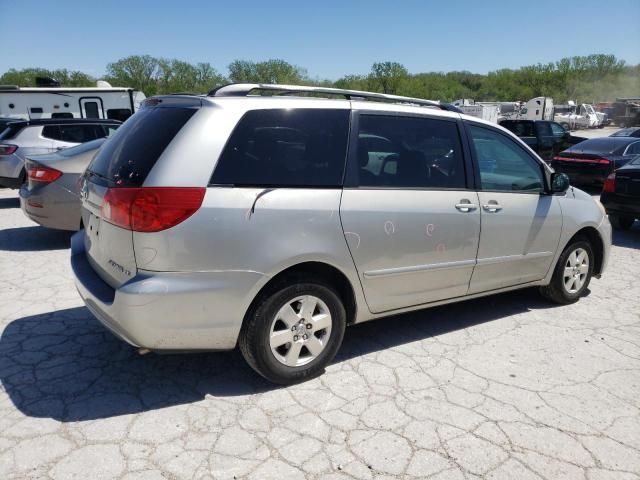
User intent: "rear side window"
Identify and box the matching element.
[88,107,196,187]
[59,125,101,143]
[501,121,534,137]
[211,109,349,187]
[42,126,62,140]
[107,108,132,122]
[356,114,466,189]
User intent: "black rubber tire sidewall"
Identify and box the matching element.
[240,280,346,385]
[543,239,594,304]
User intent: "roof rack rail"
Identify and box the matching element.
[207,83,461,112]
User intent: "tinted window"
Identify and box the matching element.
[501,121,534,137]
[30,107,43,114]
[567,138,633,155]
[625,141,640,155]
[42,126,62,140]
[356,115,465,189]
[469,124,544,192]
[537,122,552,137]
[84,101,100,119]
[59,125,102,143]
[550,122,566,137]
[212,109,349,187]
[51,112,74,119]
[0,123,24,140]
[88,107,196,187]
[107,108,132,122]
[611,128,640,138]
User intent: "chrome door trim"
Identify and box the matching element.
[475,251,554,266]
[363,259,476,278]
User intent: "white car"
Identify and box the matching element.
[0,118,120,188]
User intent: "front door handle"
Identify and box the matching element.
[455,201,478,212]
[482,202,503,213]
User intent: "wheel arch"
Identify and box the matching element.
[242,261,358,328]
[566,226,605,276]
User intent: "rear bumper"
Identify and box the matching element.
[601,193,640,218]
[0,154,24,185]
[19,183,81,231]
[70,232,266,351]
[551,162,611,186]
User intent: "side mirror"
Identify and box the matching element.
[551,172,570,193]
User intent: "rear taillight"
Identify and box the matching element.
[603,173,616,193]
[0,144,18,156]
[552,155,610,165]
[28,164,62,183]
[102,187,205,232]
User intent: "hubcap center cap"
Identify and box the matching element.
[294,323,307,337]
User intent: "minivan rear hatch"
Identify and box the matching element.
[80,99,200,288]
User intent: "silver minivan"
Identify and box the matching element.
[71,84,611,384]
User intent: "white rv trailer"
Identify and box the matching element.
[0,81,146,122]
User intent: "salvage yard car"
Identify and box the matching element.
[499,119,586,161]
[551,137,640,186]
[19,138,106,230]
[601,156,640,230]
[0,118,120,188]
[71,84,611,384]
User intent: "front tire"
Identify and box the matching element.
[540,239,594,305]
[610,215,635,230]
[239,276,346,384]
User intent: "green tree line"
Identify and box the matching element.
[1,54,638,103]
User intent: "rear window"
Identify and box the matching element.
[567,138,634,155]
[87,107,196,187]
[611,128,640,138]
[211,109,349,187]
[0,123,25,140]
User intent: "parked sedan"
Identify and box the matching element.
[551,137,640,186]
[601,156,640,230]
[19,138,105,231]
[610,127,640,138]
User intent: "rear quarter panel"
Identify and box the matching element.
[132,188,367,322]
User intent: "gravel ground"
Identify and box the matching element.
[0,187,639,480]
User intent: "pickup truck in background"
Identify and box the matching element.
[499,119,586,161]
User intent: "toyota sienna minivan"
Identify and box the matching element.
[71,84,611,384]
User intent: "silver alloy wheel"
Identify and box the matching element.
[269,295,332,367]
[563,247,589,294]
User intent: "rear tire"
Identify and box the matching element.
[610,215,635,230]
[239,275,346,385]
[540,239,593,305]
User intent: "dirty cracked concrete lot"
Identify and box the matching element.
[0,188,639,480]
